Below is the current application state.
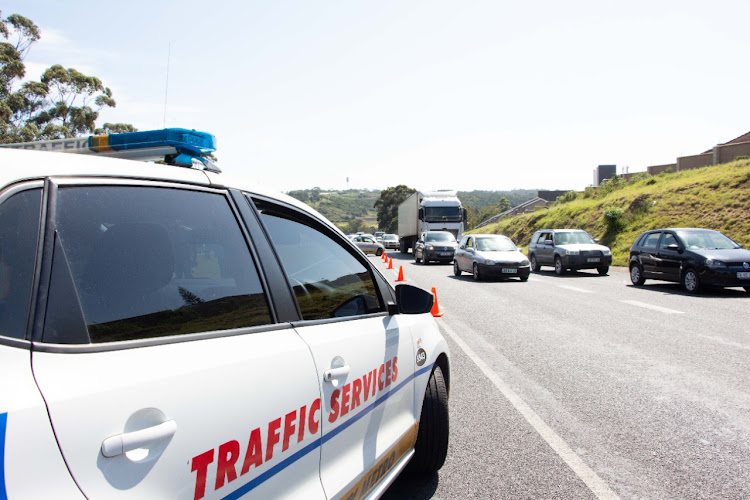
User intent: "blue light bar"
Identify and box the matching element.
[0,128,220,172]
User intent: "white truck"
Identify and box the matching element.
[398,190,467,253]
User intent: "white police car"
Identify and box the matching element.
[0,129,450,499]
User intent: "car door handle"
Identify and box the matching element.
[101,420,177,458]
[323,365,350,382]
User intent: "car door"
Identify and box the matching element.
[456,236,469,271]
[30,181,325,500]
[537,232,554,265]
[655,232,682,281]
[639,232,662,278]
[252,198,418,500]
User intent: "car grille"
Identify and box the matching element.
[580,250,603,258]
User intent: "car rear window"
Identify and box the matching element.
[44,185,272,344]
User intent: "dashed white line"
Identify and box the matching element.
[556,284,593,294]
[620,300,684,314]
[438,320,621,500]
[699,335,750,351]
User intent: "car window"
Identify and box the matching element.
[45,186,272,344]
[642,232,661,249]
[255,201,384,321]
[659,233,678,249]
[538,233,550,244]
[466,237,473,248]
[477,236,516,251]
[425,232,455,243]
[0,188,42,340]
[676,230,738,250]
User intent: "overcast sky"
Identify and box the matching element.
[5,1,750,193]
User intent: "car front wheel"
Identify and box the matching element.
[473,263,481,281]
[530,254,540,272]
[554,256,564,275]
[453,260,461,276]
[630,263,645,285]
[597,266,609,275]
[682,268,700,293]
[406,365,449,475]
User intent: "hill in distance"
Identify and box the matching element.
[475,159,750,267]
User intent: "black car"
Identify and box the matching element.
[415,230,458,264]
[629,228,750,293]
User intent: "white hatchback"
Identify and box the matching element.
[0,130,450,500]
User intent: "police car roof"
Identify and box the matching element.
[0,147,339,234]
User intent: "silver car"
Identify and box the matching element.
[454,234,531,281]
[381,233,400,249]
[352,233,385,256]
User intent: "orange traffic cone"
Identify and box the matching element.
[381,252,387,261]
[395,265,405,282]
[430,287,443,317]
[387,256,394,269]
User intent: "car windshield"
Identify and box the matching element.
[676,230,740,250]
[425,232,455,243]
[476,236,516,251]
[383,235,398,241]
[555,231,594,245]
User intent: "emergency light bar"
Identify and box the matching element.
[0,128,220,173]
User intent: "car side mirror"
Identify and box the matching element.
[594,238,600,243]
[666,243,680,251]
[544,239,553,245]
[394,284,434,314]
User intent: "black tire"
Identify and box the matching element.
[530,254,540,272]
[597,266,609,275]
[472,263,481,281]
[453,260,461,276]
[376,248,383,257]
[630,264,645,285]
[554,256,564,275]
[520,275,529,282]
[682,268,700,293]
[407,365,449,475]
[744,286,750,292]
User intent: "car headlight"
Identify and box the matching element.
[602,248,611,255]
[565,250,579,256]
[483,259,495,266]
[425,244,434,250]
[705,258,726,268]
[520,259,530,267]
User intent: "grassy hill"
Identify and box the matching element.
[473,159,750,266]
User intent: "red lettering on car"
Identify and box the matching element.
[282,410,297,452]
[351,378,362,410]
[385,360,392,388]
[240,428,263,475]
[392,356,398,383]
[328,389,341,423]
[215,440,240,490]
[378,364,385,391]
[266,418,282,461]
[340,382,351,417]
[191,449,215,500]
[298,405,307,443]
[309,398,321,433]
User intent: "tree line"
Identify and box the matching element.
[1,11,134,144]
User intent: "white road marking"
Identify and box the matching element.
[556,284,593,294]
[699,335,750,351]
[438,321,621,500]
[620,300,684,315]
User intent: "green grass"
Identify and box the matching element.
[471,159,750,266]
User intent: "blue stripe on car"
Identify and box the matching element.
[222,363,434,500]
[1,412,7,500]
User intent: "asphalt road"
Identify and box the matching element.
[376,250,750,499]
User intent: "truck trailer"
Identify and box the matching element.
[398,190,466,253]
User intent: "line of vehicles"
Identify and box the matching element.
[400,225,750,294]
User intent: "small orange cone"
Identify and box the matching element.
[387,256,394,269]
[430,287,443,317]
[395,265,405,282]
[381,252,387,261]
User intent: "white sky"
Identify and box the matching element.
[5,0,750,193]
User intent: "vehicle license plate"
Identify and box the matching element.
[502,268,517,273]
[587,257,600,263]
[438,252,451,256]
[737,271,750,279]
